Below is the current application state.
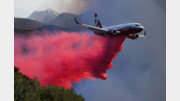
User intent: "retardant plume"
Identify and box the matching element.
[14,31,126,89]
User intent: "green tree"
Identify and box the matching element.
[14,67,85,101]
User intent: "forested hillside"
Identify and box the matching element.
[14,67,85,101]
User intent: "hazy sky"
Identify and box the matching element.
[75,0,166,101]
[15,0,45,17]
[14,0,95,17]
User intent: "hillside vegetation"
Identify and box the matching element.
[14,67,85,101]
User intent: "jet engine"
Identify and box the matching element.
[110,30,121,34]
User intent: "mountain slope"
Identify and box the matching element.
[14,18,45,30]
[28,8,59,23]
[35,25,76,32]
[15,12,82,35]
[49,13,81,31]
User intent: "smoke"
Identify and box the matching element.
[14,31,126,89]
[40,0,96,14]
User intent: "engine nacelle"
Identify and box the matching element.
[110,30,121,34]
[127,34,139,40]
[112,30,116,33]
[135,34,139,38]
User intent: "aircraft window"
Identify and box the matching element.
[135,24,139,26]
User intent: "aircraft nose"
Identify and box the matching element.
[138,26,144,31]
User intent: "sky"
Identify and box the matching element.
[14,0,95,17]
[74,0,166,101]
[15,0,166,101]
[15,0,45,17]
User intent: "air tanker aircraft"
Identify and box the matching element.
[75,13,146,40]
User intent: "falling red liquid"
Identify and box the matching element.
[14,31,126,89]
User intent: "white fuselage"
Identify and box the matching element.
[101,23,144,36]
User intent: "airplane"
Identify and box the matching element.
[74,13,146,40]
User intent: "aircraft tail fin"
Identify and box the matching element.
[94,13,102,28]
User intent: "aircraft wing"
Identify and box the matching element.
[74,17,108,34]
